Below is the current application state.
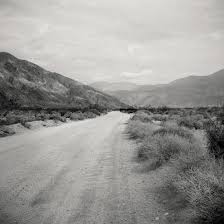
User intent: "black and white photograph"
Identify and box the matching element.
[0,0,224,223]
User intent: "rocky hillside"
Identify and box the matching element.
[0,52,126,109]
[99,70,224,107]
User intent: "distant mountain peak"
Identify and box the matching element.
[98,69,224,107]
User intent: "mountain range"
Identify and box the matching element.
[1,52,223,109]
[91,70,224,107]
[0,52,126,109]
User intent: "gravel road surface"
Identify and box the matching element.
[0,112,165,224]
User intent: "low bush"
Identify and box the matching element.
[49,112,66,122]
[178,116,203,129]
[89,108,101,116]
[205,121,224,158]
[0,126,16,136]
[151,114,168,122]
[126,120,159,140]
[138,135,191,167]
[70,112,86,121]
[131,111,152,123]
[64,111,72,118]
[174,159,224,223]
[152,126,194,141]
[127,109,224,223]
[83,111,98,119]
[171,141,207,174]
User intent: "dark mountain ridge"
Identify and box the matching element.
[0,52,126,109]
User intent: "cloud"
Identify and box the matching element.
[121,69,153,78]
[0,0,223,84]
[127,44,142,55]
[119,69,162,84]
[208,31,223,40]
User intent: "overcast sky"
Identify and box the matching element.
[0,0,223,84]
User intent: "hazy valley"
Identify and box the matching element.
[92,69,224,107]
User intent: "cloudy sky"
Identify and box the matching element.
[0,0,223,84]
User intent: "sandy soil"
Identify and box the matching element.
[0,119,67,137]
[0,111,174,224]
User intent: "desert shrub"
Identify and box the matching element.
[174,159,224,223]
[162,119,179,128]
[169,114,181,121]
[64,111,72,118]
[49,112,66,122]
[0,110,37,125]
[82,111,97,119]
[152,126,194,140]
[55,116,66,122]
[0,126,16,136]
[216,106,224,125]
[205,121,224,158]
[131,111,152,123]
[138,135,189,167]
[89,108,101,116]
[178,116,203,129]
[0,117,7,125]
[126,120,159,140]
[70,112,85,121]
[22,122,31,129]
[36,112,50,121]
[127,109,224,223]
[18,117,29,126]
[157,106,170,114]
[4,115,19,125]
[171,141,207,174]
[151,114,168,122]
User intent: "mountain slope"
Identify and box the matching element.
[90,82,164,106]
[99,70,224,107]
[0,52,126,109]
[91,81,139,92]
[139,70,224,107]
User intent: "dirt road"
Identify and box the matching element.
[0,112,166,224]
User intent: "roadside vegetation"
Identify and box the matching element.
[126,106,224,223]
[0,106,107,137]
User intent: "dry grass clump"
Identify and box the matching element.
[70,112,86,120]
[152,126,194,141]
[49,111,67,122]
[138,135,189,167]
[150,113,168,122]
[0,108,103,137]
[0,107,104,126]
[127,109,224,223]
[177,116,203,130]
[174,159,224,223]
[131,110,152,123]
[171,140,207,174]
[205,120,224,158]
[126,120,159,140]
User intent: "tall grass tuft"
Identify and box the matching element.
[205,120,224,158]
[174,159,224,223]
[138,135,189,167]
[131,110,152,123]
[152,126,194,141]
[126,120,159,140]
[127,109,224,223]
